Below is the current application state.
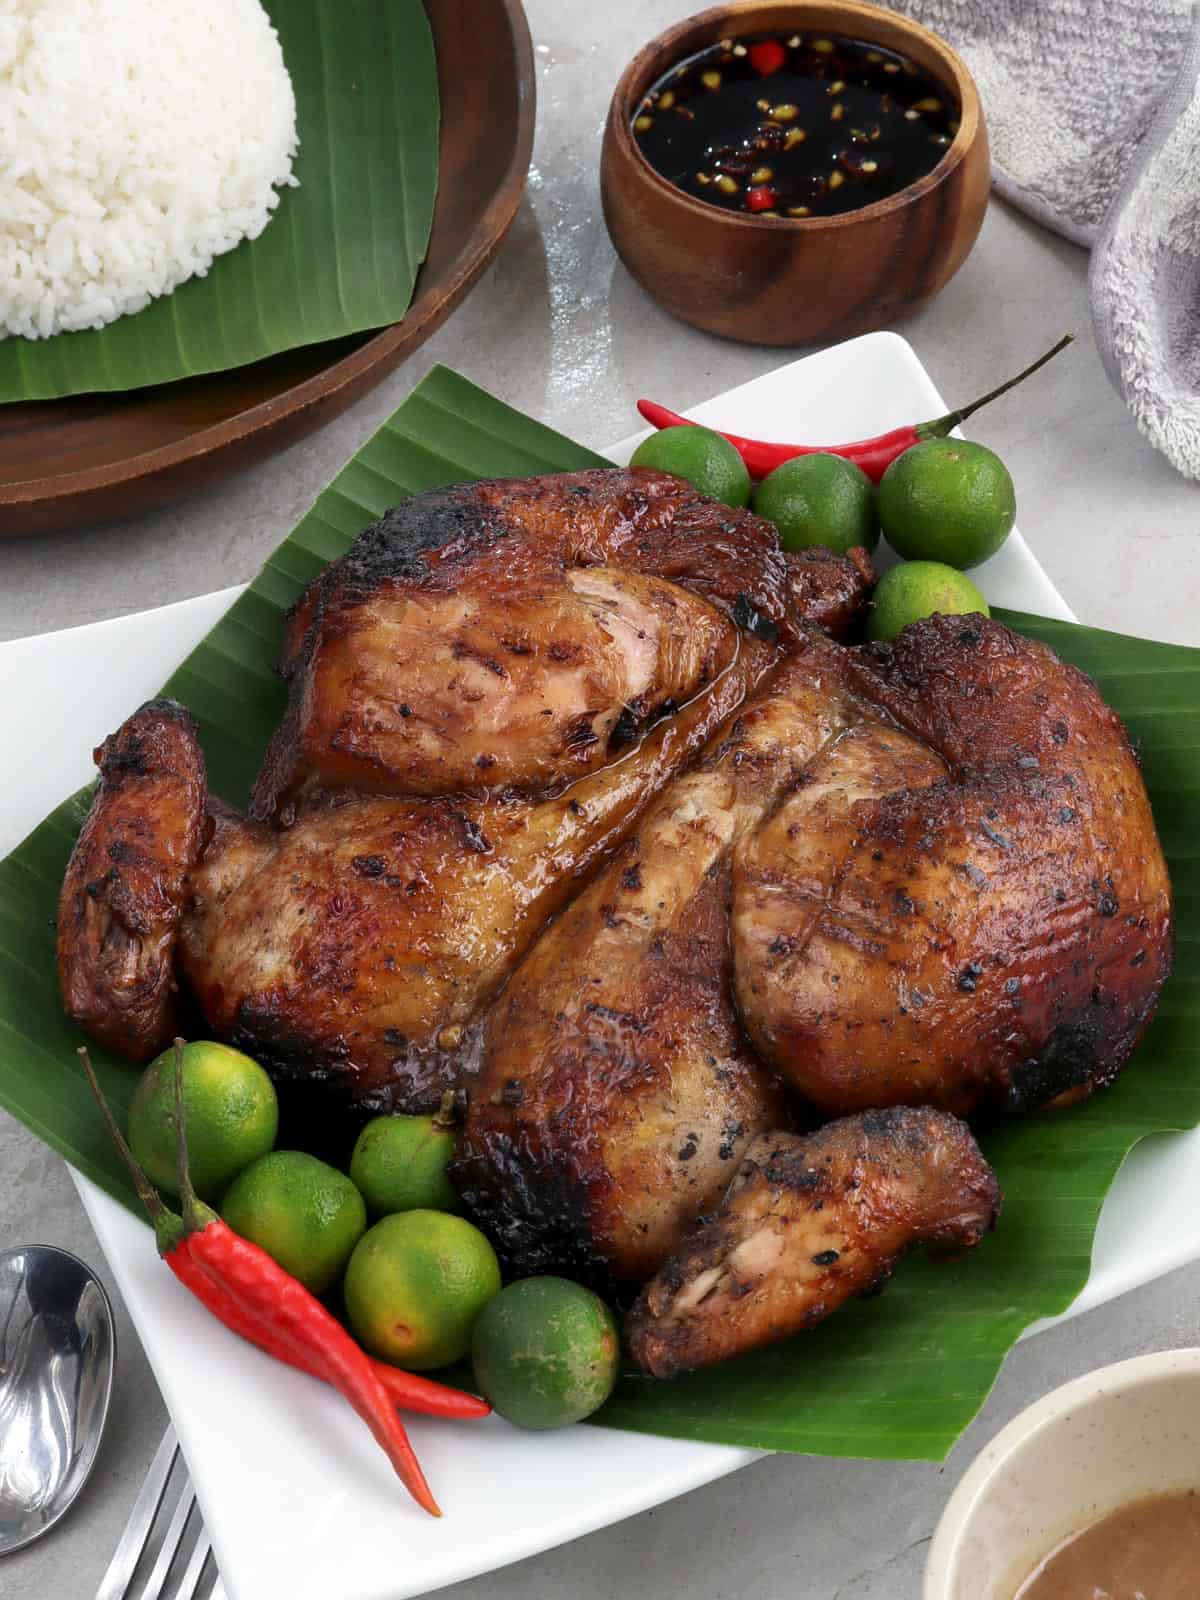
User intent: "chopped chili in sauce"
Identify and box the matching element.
[632,30,960,219]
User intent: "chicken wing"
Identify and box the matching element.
[57,700,207,1061]
[625,1107,1000,1376]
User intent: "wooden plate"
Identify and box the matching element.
[0,0,535,539]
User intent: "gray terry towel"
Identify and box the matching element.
[882,0,1200,481]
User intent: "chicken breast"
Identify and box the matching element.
[179,637,775,1113]
[253,565,738,807]
[625,1108,1001,1377]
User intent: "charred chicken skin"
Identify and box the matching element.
[56,466,1172,1377]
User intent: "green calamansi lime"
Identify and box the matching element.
[127,1041,277,1203]
[877,438,1016,569]
[343,1211,501,1370]
[751,453,879,554]
[629,424,751,507]
[471,1276,620,1430]
[349,1107,461,1218]
[221,1150,367,1296]
[867,560,990,643]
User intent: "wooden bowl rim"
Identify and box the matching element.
[1,0,535,516]
[607,0,982,234]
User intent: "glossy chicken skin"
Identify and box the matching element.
[626,1108,1001,1377]
[458,637,874,1286]
[733,616,1174,1116]
[179,638,775,1113]
[252,469,798,819]
[57,700,207,1062]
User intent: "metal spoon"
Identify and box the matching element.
[0,1245,115,1556]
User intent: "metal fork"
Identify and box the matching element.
[95,1427,224,1600]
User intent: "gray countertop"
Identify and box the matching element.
[2,3,1198,1597]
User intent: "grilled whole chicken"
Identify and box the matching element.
[55,466,1173,1377]
[625,1108,1001,1377]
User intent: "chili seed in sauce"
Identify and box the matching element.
[633,30,960,219]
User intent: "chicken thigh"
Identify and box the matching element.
[459,616,1170,1301]
[734,616,1174,1115]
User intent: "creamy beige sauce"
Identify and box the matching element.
[1015,1489,1200,1598]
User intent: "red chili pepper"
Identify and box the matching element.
[166,1242,488,1420]
[184,1217,441,1516]
[746,185,778,213]
[636,335,1072,483]
[77,1045,448,1515]
[748,39,787,76]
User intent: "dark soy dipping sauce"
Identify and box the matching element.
[1015,1488,1200,1598]
[632,30,960,219]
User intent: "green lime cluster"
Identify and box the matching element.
[866,437,1009,640]
[127,1043,620,1428]
[630,421,1014,642]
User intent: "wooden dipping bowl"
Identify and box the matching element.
[601,0,989,346]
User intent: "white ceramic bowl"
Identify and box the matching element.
[924,1348,1200,1600]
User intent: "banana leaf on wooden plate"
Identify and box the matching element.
[0,0,536,537]
[1,366,1196,1459]
[0,0,439,404]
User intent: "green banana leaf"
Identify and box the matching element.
[0,0,438,403]
[1,366,1196,1461]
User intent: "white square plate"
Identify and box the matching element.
[4,333,1194,1600]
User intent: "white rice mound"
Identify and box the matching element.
[0,0,299,340]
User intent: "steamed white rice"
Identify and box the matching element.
[0,0,299,340]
